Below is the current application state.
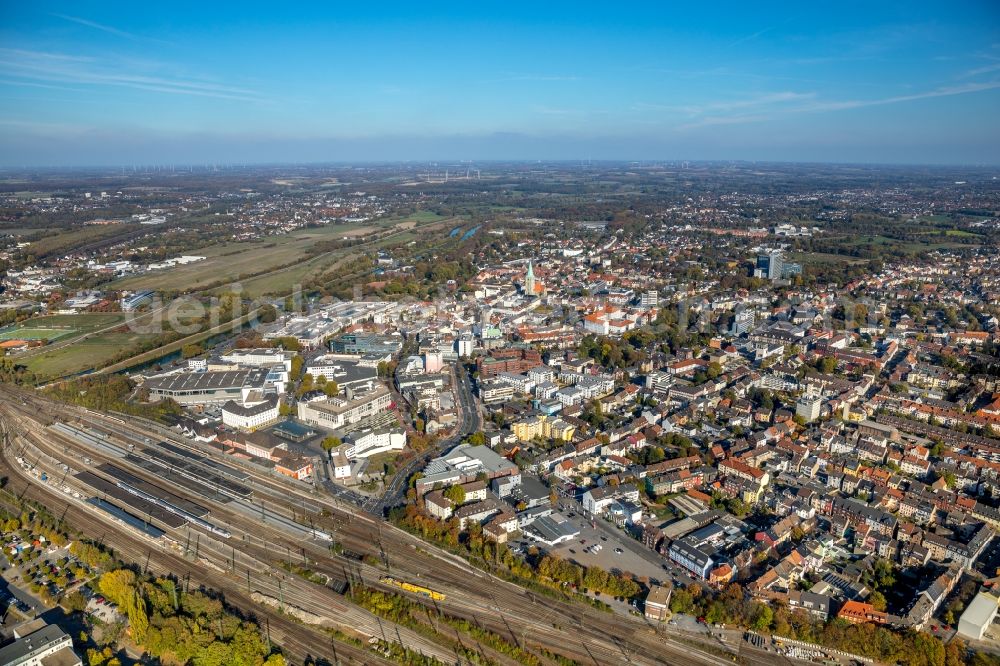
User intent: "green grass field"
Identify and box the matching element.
[7,312,159,379]
[0,327,76,341]
[18,313,126,332]
[0,313,131,342]
[837,234,979,253]
[22,330,158,378]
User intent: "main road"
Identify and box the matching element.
[374,364,480,515]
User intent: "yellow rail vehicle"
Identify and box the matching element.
[380,576,446,601]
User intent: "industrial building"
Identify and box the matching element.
[143,368,270,406]
[416,443,520,494]
[523,513,580,546]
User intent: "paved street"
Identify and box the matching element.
[374,365,480,515]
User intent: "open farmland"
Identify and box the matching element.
[19,223,143,260]
[110,222,378,293]
[110,213,456,297]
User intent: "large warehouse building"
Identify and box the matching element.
[143,369,270,406]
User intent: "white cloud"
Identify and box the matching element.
[676,80,1000,129]
[801,80,1000,111]
[0,48,264,102]
[636,91,815,117]
[50,13,175,46]
[959,62,1000,78]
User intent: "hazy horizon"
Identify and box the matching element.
[2,2,999,166]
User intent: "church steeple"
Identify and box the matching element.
[525,260,536,295]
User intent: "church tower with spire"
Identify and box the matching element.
[525,260,536,296]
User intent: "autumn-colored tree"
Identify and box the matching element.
[443,484,466,505]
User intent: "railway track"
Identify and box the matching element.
[0,386,733,666]
[0,403,463,665]
[0,451,389,665]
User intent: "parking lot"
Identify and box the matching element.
[543,510,669,582]
[86,596,122,624]
[503,501,710,591]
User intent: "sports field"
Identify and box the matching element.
[0,327,75,341]
[4,313,126,337]
[22,329,158,378]
[12,312,169,379]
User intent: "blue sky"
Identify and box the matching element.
[1,2,999,165]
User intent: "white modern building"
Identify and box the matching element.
[222,396,281,432]
[958,592,1000,640]
[457,335,475,357]
[332,451,352,479]
[344,427,406,459]
[796,393,823,423]
[582,485,640,516]
[496,372,535,394]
